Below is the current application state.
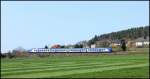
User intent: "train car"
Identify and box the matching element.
[28,48,112,53]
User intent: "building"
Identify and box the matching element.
[66,45,74,48]
[109,40,121,48]
[95,40,111,47]
[51,44,61,48]
[91,44,96,48]
[126,40,135,48]
[135,36,149,47]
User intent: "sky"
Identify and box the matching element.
[1,1,149,53]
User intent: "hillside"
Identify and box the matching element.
[87,25,149,45]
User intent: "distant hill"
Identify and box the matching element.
[87,25,149,45]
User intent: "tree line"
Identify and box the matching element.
[1,47,29,59]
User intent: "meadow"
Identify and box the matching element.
[1,48,149,78]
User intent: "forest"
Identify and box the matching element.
[88,25,149,45]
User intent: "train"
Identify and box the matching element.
[28,48,112,53]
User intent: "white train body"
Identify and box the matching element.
[29,48,112,53]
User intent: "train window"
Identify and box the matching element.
[44,49,46,52]
[39,49,41,52]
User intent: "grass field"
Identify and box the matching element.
[1,50,149,78]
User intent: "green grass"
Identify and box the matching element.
[1,51,149,78]
[60,66,149,78]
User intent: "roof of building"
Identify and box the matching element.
[111,39,122,44]
[135,36,149,42]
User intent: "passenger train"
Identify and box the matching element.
[29,48,112,53]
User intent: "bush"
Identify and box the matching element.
[1,53,6,58]
[7,52,15,59]
[121,40,127,51]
